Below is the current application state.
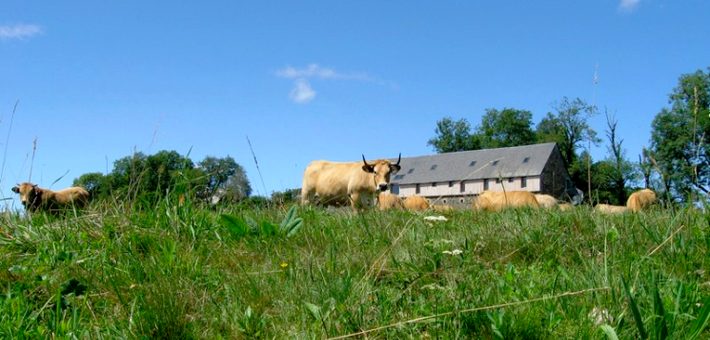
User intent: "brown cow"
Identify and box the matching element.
[301,154,401,210]
[378,192,404,211]
[472,190,539,211]
[534,194,559,209]
[12,182,90,213]
[626,188,657,213]
[404,195,430,211]
[594,203,628,214]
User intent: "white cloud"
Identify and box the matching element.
[276,63,396,104]
[0,23,42,40]
[618,0,643,12]
[276,63,371,81]
[289,79,316,104]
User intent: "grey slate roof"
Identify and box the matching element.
[390,142,558,185]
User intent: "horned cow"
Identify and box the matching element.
[12,182,90,213]
[626,188,657,213]
[301,154,401,211]
[472,190,539,211]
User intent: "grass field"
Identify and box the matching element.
[1,198,709,339]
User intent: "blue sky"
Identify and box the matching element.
[1,1,709,208]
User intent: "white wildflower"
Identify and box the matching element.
[424,216,448,222]
[443,249,463,255]
[588,307,614,326]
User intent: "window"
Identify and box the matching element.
[449,181,454,187]
[430,165,437,170]
[432,182,437,187]
[495,178,501,184]
[523,157,530,163]
[391,184,399,195]
[394,174,405,180]
[460,182,465,193]
[508,178,514,183]
[483,179,489,190]
[521,177,527,188]
[407,168,415,174]
[492,160,499,166]
[469,161,477,167]
[416,184,421,194]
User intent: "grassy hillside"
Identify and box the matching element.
[1,199,709,339]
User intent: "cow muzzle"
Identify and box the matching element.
[378,183,389,192]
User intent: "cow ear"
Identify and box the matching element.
[362,164,375,173]
[391,165,401,173]
[11,186,19,193]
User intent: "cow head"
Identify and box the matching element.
[11,183,42,210]
[362,153,401,192]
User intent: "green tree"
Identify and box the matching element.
[599,111,638,204]
[144,150,195,194]
[109,151,148,196]
[474,108,536,148]
[536,97,600,166]
[73,172,109,199]
[197,156,251,203]
[427,117,477,153]
[650,67,710,199]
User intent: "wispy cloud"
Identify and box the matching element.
[618,0,643,12]
[289,79,316,104]
[276,63,395,104]
[0,23,42,40]
[276,63,372,81]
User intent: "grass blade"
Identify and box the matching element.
[688,294,710,340]
[599,324,620,340]
[621,274,647,340]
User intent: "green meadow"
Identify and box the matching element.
[1,199,709,339]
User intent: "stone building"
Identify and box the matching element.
[389,142,578,206]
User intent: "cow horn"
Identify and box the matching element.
[396,153,401,166]
[362,154,368,166]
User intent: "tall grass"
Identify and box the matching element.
[0,199,708,339]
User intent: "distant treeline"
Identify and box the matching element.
[72,151,253,206]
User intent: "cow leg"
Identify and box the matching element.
[301,186,315,205]
[349,192,363,211]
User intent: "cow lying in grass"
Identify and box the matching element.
[594,203,628,214]
[595,189,658,214]
[11,182,89,213]
[404,195,430,212]
[534,194,559,209]
[472,190,539,211]
[378,192,404,211]
[626,188,657,213]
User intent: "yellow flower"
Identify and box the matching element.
[280,261,288,269]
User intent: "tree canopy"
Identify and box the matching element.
[73,151,251,205]
[650,67,710,200]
